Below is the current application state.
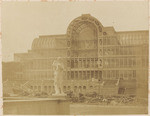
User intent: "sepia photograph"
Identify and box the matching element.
[1,1,149,115]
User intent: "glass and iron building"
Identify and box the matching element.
[3,14,149,99]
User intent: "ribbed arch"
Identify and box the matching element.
[67,14,103,40]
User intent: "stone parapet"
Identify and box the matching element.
[3,97,70,115]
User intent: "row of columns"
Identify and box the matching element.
[68,58,99,68]
[103,70,136,79]
[103,57,137,68]
[67,70,102,80]
[103,46,142,56]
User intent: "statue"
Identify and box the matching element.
[52,57,65,95]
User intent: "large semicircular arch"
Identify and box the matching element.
[66,14,103,39]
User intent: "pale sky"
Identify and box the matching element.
[2,1,149,61]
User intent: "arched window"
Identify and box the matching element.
[68,86,71,91]
[63,86,66,92]
[38,86,41,92]
[83,86,86,91]
[48,86,51,92]
[74,86,77,92]
[79,86,82,93]
[44,86,47,92]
